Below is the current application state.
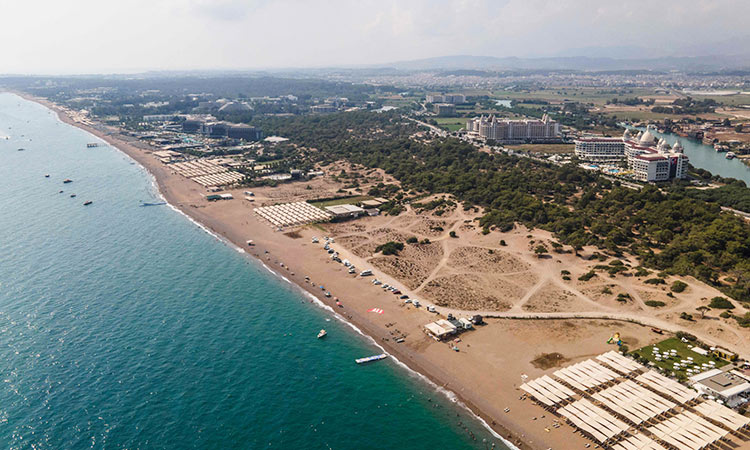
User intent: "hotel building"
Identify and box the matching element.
[574,137,626,163]
[466,114,561,144]
[426,94,465,104]
[624,128,689,182]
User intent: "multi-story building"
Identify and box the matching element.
[311,104,337,114]
[624,128,688,182]
[434,103,456,116]
[201,122,230,137]
[227,124,262,141]
[466,114,561,143]
[574,137,626,163]
[426,94,465,104]
[182,120,262,141]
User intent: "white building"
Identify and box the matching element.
[325,204,365,219]
[624,128,689,182]
[466,114,561,143]
[574,137,626,163]
[689,368,750,408]
[426,94,465,104]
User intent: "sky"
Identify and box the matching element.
[2,0,749,74]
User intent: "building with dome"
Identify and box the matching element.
[624,127,689,182]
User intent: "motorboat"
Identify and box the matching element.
[317,329,327,339]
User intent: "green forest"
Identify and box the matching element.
[257,111,750,305]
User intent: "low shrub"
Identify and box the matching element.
[645,300,666,307]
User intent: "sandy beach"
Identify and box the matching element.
[20,92,750,450]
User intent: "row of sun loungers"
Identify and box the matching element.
[168,159,245,187]
[520,353,747,449]
[193,172,245,187]
[254,202,332,228]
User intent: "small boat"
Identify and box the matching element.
[317,329,327,339]
[83,201,93,206]
[17,148,25,151]
[70,194,76,198]
[355,354,387,364]
[63,179,72,183]
[87,143,99,148]
[726,152,736,160]
[44,174,50,178]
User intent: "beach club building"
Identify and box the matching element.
[324,204,366,220]
[689,368,750,408]
[424,319,458,340]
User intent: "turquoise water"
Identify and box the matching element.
[629,126,750,185]
[0,93,508,449]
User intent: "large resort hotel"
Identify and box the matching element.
[574,128,689,182]
[519,351,750,450]
[466,114,561,144]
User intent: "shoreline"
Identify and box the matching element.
[14,91,533,449]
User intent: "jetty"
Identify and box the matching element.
[355,354,387,364]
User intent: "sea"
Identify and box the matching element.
[0,92,510,450]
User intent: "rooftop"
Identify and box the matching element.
[691,369,750,396]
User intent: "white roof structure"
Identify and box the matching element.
[646,410,728,450]
[553,359,619,391]
[636,370,699,404]
[325,204,365,216]
[592,380,675,425]
[254,202,332,228]
[522,353,748,449]
[597,351,645,375]
[693,400,750,431]
[611,434,664,450]
[519,375,576,407]
[558,399,628,444]
[424,320,456,339]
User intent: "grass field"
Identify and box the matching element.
[309,195,373,208]
[631,337,727,379]
[433,117,467,131]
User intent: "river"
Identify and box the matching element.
[628,126,750,185]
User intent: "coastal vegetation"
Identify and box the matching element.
[671,280,688,293]
[255,111,750,304]
[375,241,404,256]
